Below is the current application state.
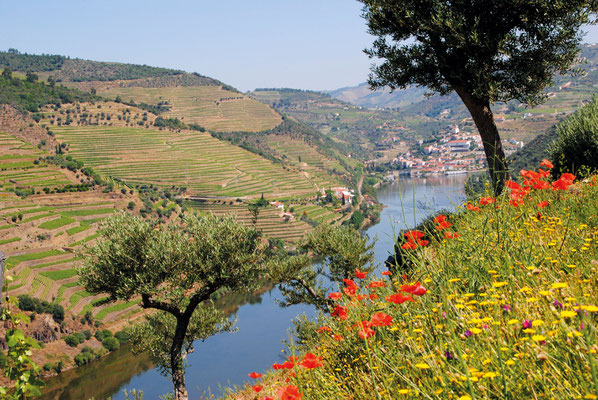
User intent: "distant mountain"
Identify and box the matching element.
[327,82,428,109]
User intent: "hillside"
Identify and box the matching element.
[327,82,427,109]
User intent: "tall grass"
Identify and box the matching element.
[234,164,598,399]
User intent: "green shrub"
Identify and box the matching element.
[114,330,130,344]
[94,329,112,341]
[550,95,598,177]
[101,337,120,351]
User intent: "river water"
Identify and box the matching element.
[41,173,469,400]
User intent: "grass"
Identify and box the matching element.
[6,249,65,268]
[94,299,142,321]
[0,236,20,245]
[66,222,91,236]
[236,168,598,400]
[40,268,78,281]
[60,208,115,217]
[38,216,75,230]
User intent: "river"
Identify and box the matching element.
[41,173,469,400]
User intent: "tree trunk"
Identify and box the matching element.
[171,315,191,400]
[453,87,509,194]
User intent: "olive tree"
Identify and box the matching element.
[360,0,598,193]
[79,213,269,400]
[270,224,375,312]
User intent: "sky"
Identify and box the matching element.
[2,1,598,92]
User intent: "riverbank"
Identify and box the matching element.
[39,174,470,399]
[228,171,598,399]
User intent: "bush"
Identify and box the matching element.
[101,336,120,351]
[94,329,112,341]
[17,294,64,323]
[43,363,52,372]
[114,330,130,344]
[64,335,81,347]
[550,95,598,177]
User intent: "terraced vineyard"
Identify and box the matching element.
[0,191,142,323]
[52,125,329,198]
[96,85,282,132]
[186,201,320,243]
[0,131,76,194]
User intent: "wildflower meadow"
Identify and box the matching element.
[235,161,598,399]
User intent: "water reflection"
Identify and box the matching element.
[41,174,469,400]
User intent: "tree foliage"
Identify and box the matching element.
[270,225,375,311]
[550,95,598,177]
[360,0,598,193]
[79,213,270,399]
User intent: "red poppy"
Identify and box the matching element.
[417,239,429,247]
[479,196,495,205]
[433,215,448,223]
[343,279,357,288]
[386,293,415,304]
[359,326,376,339]
[400,282,427,296]
[435,220,452,230]
[331,305,348,320]
[258,397,275,400]
[252,385,263,393]
[355,268,367,279]
[369,294,379,300]
[277,385,302,400]
[299,353,323,369]
[280,360,295,369]
[343,286,357,296]
[506,180,521,190]
[317,326,331,334]
[332,334,344,341]
[444,232,461,239]
[540,159,554,169]
[401,241,417,250]
[370,312,393,327]
[537,201,549,208]
[467,203,481,212]
[328,292,342,300]
[249,372,262,379]
[381,270,392,276]
[404,230,425,241]
[272,363,283,370]
[368,281,386,288]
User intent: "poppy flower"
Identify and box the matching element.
[343,286,357,296]
[417,239,429,247]
[277,385,302,400]
[368,281,386,288]
[355,268,367,279]
[479,196,495,205]
[249,372,262,379]
[272,363,283,370]
[328,292,342,300]
[506,180,521,190]
[317,326,331,334]
[435,220,452,230]
[369,294,379,300]
[404,230,425,241]
[299,353,323,369]
[280,360,295,369]
[540,159,553,169]
[386,293,415,304]
[400,282,427,296]
[252,385,263,393]
[401,241,417,250]
[444,232,460,239]
[332,334,344,341]
[358,326,375,339]
[467,203,481,212]
[258,397,275,400]
[331,305,348,320]
[433,215,448,223]
[537,201,549,208]
[381,270,392,276]
[370,312,393,327]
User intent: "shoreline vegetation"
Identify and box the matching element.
[226,162,598,400]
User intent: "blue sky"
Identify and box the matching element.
[2,1,598,92]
